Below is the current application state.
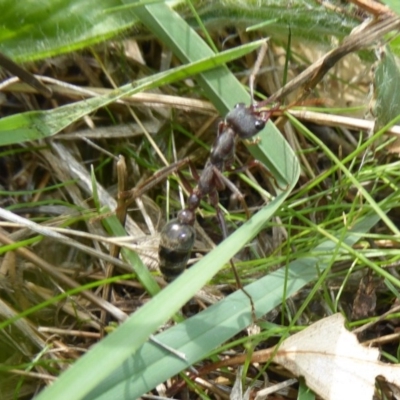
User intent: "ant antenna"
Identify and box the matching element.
[249,41,268,105]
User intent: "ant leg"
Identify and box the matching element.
[229,259,256,321]
[120,157,191,207]
[209,188,256,321]
[212,166,251,219]
[254,96,281,115]
[176,158,201,193]
[93,158,191,223]
[188,158,201,181]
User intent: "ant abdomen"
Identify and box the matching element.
[158,219,196,282]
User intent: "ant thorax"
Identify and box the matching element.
[210,127,235,167]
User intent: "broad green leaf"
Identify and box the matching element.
[0,0,139,61]
[182,0,358,44]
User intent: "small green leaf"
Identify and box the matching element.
[373,46,400,130]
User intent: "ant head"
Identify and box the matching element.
[225,103,266,139]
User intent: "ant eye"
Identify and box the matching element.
[255,120,265,130]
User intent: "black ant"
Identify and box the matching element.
[153,97,281,318]
[120,43,282,315]
[158,102,278,282]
